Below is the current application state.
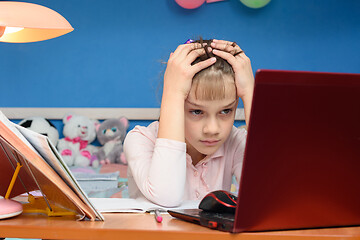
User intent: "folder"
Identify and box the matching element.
[0,111,103,221]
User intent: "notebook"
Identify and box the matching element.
[168,69,360,233]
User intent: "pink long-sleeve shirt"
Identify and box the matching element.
[123,121,247,207]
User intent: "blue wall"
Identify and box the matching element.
[1,0,359,109]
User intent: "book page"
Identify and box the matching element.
[0,112,40,155]
[90,198,201,213]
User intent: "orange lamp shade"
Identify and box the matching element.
[0,1,73,43]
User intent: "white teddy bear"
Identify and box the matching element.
[57,114,99,167]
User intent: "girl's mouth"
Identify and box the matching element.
[200,139,220,146]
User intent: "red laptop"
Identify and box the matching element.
[168,69,360,233]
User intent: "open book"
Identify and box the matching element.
[90,198,201,213]
[0,111,103,221]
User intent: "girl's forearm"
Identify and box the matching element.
[158,93,185,142]
[241,87,254,127]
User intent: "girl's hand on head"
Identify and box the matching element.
[163,43,216,100]
[210,39,254,99]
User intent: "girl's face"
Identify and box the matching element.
[184,75,238,164]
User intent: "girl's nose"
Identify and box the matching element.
[203,118,220,135]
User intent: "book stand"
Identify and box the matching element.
[0,136,76,218]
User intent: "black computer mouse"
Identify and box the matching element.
[199,190,237,214]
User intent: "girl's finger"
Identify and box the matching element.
[174,42,203,60]
[190,57,216,75]
[233,50,244,57]
[212,39,236,46]
[211,40,243,55]
[212,49,238,69]
[211,42,238,55]
[185,48,208,65]
[213,49,250,73]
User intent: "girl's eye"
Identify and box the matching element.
[220,109,232,115]
[111,127,117,132]
[190,110,203,115]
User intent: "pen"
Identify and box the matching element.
[154,209,163,223]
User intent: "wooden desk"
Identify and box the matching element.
[1,213,360,240]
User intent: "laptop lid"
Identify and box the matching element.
[233,69,360,232]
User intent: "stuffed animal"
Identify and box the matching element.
[57,114,99,167]
[95,117,129,165]
[19,116,59,146]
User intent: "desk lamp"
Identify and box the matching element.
[0,1,73,219]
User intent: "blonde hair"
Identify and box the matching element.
[191,39,236,100]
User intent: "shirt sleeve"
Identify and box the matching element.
[123,125,187,207]
[231,128,248,182]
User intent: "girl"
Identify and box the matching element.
[124,39,254,207]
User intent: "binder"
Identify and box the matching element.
[0,111,103,221]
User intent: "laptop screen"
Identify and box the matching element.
[234,70,360,232]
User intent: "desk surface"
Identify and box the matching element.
[1,213,360,240]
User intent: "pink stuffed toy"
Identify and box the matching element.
[57,114,99,167]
